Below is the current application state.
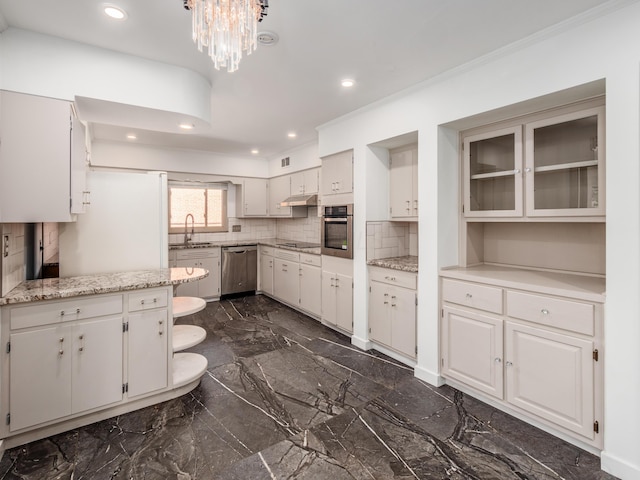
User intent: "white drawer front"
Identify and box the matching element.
[369,267,416,290]
[442,279,503,314]
[260,246,274,256]
[128,289,169,312]
[506,291,594,336]
[10,295,123,330]
[299,253,321,267]
[275,249,300,262]
[176,247,220,260]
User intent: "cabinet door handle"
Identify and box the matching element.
[141,298,158,305]
[158,320,164,336]
[335,278,340,288]
[391,303,397,307]
[59,337,64,356]
[79,334,85,352]
[60,308,81,317]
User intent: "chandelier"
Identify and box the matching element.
[183,0,269,73]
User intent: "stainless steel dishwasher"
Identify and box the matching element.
[221,245,258,296]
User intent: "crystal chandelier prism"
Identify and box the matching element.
[183,0,269,73]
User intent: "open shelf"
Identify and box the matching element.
[172,352,208,388]
[173,324,207,352]
[534,159,598,174]
[470,170,517,180]
[172,296,206,319]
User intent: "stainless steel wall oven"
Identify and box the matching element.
[321,204,353,259]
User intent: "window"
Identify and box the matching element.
[169,182,228,233]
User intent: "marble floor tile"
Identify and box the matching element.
[0,295,617,480]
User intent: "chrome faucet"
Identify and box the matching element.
[184,213,194,245]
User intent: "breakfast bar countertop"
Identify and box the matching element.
[0,267,209,306]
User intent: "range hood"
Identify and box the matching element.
[280,194,318,207]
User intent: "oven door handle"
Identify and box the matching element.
[323,217,348,223]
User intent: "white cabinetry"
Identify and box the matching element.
[7,295,124,432]
[463,101,604,221]
[0,90,88,222]
[321,151,353,200]
[274,250,300,308]
[299,254,322,316]
[264,248,322,318]
[269,175,292,217]
[173,248,220,300]
[440,270,603,448]
[291,168,319,195]
[236,178,268,217]
[368,267,416,359]
[321,255,352,333]
[127,288,169,398]
[389,145,418,220]
[258,246,274,295]
[269,175,307,218]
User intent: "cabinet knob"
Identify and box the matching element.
[541,309,550,315]
[495,357,502,363]
[391,303,397,307]
[525,167,532,173]
[465,293,472,299]
[514,168,521,174]
[384,301,388,305]
[505,361,513,367]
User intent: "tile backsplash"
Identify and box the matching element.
[168,208,321,245]
[367,221,418,260]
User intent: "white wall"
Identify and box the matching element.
[267,141,321,177]
[91,141,270,178]
[0,28,211,122]
[317,3,640,479]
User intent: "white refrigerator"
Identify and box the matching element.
[59,170,168,277]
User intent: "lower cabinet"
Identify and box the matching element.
[172,247,221,300]
[2,286,172,435]
[258,246,274,295]
[368,267,417,359]
[299,260,321,316]
[321,256,353,333]
[440,273,603,448]
[274,256,300,307]
[264,248,322,318]
[9,316,123,432]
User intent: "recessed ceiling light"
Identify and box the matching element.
[251,149,259,154]
[126,133,137,140]
[341,79,355,87]
[287,132,297,138]
[104,5,127,20]
[179,123,194,130]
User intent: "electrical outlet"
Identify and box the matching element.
[232,225,241,232]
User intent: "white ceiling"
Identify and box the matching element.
[0,0,619,159]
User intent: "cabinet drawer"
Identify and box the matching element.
[506,291,594,335]
[176,247,220,260]
[260,246,274,256]
[299,253,321,267]
[369,267,416,290]
[10,294,123,330]
[275,249,300,262]
[128,289,169,312]
[442,279,503,314]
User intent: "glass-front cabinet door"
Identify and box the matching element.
[463,126,523,218]
[524,106,605,217]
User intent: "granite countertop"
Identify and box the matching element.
[367,255,419,273]
[170,238,321,255]
[0,267,208,306]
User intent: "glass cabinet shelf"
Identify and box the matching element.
[533,159,598,174]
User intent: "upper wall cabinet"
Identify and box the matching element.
[390,144,418,221]
[463,101,605,221]
[0,90,88,222]
[236,178,268,217]
[291,168,319,195]
[321,150,353,202]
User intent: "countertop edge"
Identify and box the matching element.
[0,268,209,306]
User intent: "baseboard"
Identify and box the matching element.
[350,334,371,351]
[414,364,445,387]
[601,451,640,480]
